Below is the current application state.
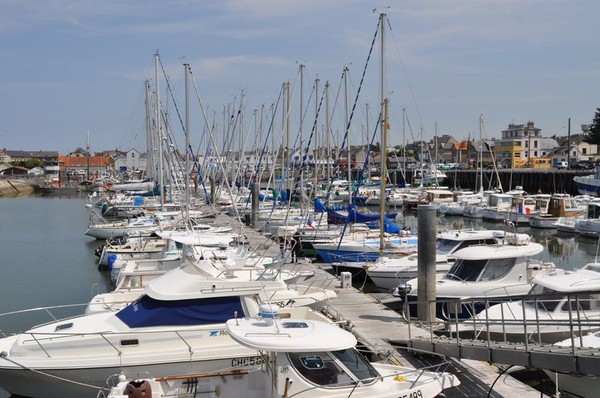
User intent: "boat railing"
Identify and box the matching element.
[397,290,600,353]
[0,303,91,337]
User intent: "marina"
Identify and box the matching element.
[1,194,600,397]
[1,6,600,397]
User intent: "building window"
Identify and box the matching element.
[534,141,538,148]
[583,148,587,155]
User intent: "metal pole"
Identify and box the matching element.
[417,204,437,322]
[251,182,259,228]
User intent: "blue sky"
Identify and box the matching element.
[0,0,598,155]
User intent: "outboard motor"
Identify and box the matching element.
[392,282,412,298]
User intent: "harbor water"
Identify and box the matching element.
[0,196,599,397]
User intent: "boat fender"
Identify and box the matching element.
[124,380,152,398]
[107,255,117,271]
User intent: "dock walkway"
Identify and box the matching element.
[222,212,552,397]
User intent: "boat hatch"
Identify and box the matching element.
[282,322,309,329]
[55,323,73,331]
[120,339,139,346]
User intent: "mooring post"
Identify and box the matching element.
[417,204,437,322]
[251,182,259,228]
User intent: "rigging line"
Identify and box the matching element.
[253,87,284,185]
[327,70,346,151]
[327,17,381,203]
[158,56,186,138]
[188,67,243,226]
[336,112,383,252]
[290,84,327,220]
[386,16,425,129]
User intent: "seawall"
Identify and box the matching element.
[0,179,35,197]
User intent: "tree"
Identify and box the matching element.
[584,107,600,145]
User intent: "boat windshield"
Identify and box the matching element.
[436,238,498,256]
[446,257,515,282]
[288,348,379,387]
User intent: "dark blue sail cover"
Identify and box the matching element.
[116,295,246,328]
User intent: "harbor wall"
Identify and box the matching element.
[0,179,35,197]
[395,169,589,195]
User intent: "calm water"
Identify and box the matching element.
[0,197,599,397]
[0,195,111,398]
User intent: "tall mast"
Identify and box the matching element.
[286,81,291,192]
[154,51,165,211]
[325,81,331,182]
[478,114,484,192]
[314,75,320,197]
[299,64,305,201]
[86,130,90,179]
[343,65,351,204]
[144,80,154,180]
[184,63,190,218]
[379,12,387,251]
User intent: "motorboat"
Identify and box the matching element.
[0,266,336,398]
[449,262,600,344]
[313,232,417,265]
[573,165,600,196]
[395,232,560,319]
[100,306,460,398]
[366,229,504,291]
[528,193,585,229]
[543,331,600,398]
[560,198,600,236]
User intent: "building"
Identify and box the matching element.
[112,149,148,175]
[495,121,557,168]
[60,148,112,177]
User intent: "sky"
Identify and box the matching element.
[0,0,598,155]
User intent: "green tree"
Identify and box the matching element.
[584,107,600,145]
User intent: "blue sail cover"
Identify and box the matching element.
[116,295,246,328]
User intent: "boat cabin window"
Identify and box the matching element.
[289,349,378,387]
[289,352,343,386]
[331,348,379,383]
[560,293,600,312]
[447,258,515,282]
[526,285,564,312]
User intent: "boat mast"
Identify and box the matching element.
[86,130,90,180]
[343,65,351,204]
[184,63,190,220]
[478,114,484,192]
[313,76,320,198]
[154,51,165,211]
[325,81,331,182]
[379,12,387,251]
[144,80,154,181]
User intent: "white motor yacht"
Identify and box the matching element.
[543,331,600,398]
[395,232,560,319]
[451,262,600,344]
[366,229,504,291]
[101,307,460,398]
[0,267,336,398]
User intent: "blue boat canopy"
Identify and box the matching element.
[116,295,246,328]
